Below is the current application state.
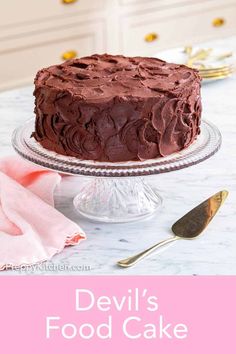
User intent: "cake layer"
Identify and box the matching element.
[33,54,202,162]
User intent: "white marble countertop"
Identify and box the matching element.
[1,36,236,275]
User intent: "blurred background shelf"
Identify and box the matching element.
[0,0,236,91]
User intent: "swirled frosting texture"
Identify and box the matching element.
[33,54,202,162]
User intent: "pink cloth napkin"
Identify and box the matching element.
[0,156,86,270]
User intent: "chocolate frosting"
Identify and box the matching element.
[33,54,202,162]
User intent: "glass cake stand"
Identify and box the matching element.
[12,119,221,223]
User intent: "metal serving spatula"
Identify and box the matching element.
[117,190,228,268]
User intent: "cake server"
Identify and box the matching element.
[117,190,228,268]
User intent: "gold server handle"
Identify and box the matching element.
[61,50,78,60]
[117,236,178,268]
[212,17,225,27]
[144,32,159,42]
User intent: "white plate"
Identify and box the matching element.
[154,46,236,83]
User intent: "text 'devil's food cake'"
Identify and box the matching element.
[33,54,202,162]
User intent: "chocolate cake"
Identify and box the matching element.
[33,54,201,162]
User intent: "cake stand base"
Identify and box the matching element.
[73,177,162,223]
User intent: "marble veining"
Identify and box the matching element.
[0,36,236,275]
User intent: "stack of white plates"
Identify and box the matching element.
[156,46,236,83]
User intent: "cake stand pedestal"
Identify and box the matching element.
[73,177,162,222]
[12,119,221,223]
